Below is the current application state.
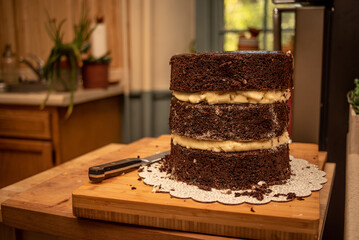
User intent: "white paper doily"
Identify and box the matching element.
[138,155,327,205]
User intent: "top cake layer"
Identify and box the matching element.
[170,51,293,92]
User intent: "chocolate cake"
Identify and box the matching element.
[161,51,293,190]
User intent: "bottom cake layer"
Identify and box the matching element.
[160,143,291,190]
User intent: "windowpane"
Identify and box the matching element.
[282,30,295,52]
[224,32,240,51]
[224,0,296,51]
[259,31,270,50]
[265,32,273,50]
[224,0,264,31]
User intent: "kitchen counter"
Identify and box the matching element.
[0,135,335,240]
[0,83,123,106]
[0,84,123,188]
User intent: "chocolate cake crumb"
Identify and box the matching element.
[271,193,297,200]
[252,191,264,201]
[131,186,136,190]
[250,207,255,212]
[274,193,287,198]
[137,177,143,181]
[232,183,274,201]
[297,197,304,201]
[137,155,140,158]
[286,192,296,200]
[198,185,212,191]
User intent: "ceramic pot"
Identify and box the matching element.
[82,62,109,89]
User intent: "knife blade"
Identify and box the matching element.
[88,150,170,183]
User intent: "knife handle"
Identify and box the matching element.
[89,158,143,183]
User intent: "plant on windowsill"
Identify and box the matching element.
[82,51,111,89]
[347,78,359,154]
[42,8,95,118]
[347,78,359,115]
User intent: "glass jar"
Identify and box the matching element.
[1,44,19,85]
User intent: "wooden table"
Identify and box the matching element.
[0,135,335,240]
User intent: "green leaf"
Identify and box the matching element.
[42,4,95,117]
[65,54,77,119]
[41,70,54,110]
[348,78,359,114]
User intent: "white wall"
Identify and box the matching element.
[121,0,195,142]
[123,0,195,93]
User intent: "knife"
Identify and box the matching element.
[88,150,170,183]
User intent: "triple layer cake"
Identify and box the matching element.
[161,51,293,190]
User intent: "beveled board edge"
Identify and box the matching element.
[72,192,319,240]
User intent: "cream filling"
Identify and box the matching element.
[173,89,290,104]
[172,132,289,152]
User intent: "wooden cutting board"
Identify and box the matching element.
[72,135,321,240]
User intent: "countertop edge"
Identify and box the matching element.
[0,83,123,107]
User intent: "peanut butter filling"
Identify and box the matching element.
[172,132,289,152]
[173,89,290,104]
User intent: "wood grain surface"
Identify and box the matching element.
[0,108,51,140]
[72,137,323,240]
[0,138,53,188]
[0,136,334,240]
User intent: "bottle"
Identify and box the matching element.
[1,44,19,85]
[91,15,108,59]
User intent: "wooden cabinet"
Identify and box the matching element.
[0,108,51,139]
[0,138,52,188]
[0,96,121,188]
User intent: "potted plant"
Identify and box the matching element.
[347,78,359,154]
[42,8,95,118]
[82,52,111,89]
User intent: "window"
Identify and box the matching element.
[195,0,296,52]
[223,0,296,51]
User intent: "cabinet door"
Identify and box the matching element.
[0,107,51,140]
[0,138,53,188]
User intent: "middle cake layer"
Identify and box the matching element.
[169,98,289,141]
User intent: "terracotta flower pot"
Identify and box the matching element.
[82,62,109,89]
